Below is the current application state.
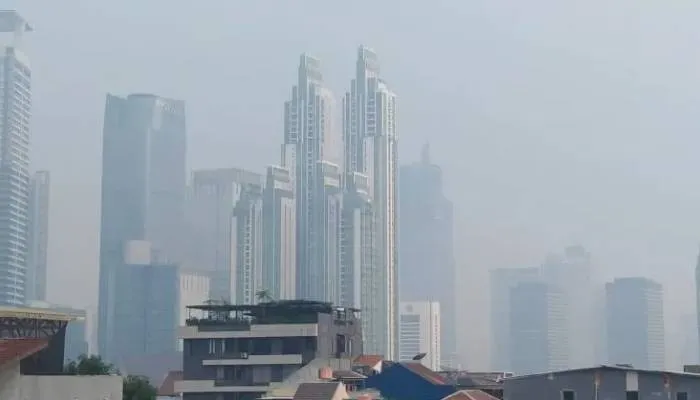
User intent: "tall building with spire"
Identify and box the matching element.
[0,11,32,305]
[399,144,456,367]
[343,46,398,358]
[283,55,341,303]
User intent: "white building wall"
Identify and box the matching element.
[20,375,122,399]
[399,301,441,370]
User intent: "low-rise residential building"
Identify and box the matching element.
[176,300,362,400]
[504,365,700,400]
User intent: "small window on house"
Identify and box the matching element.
[677,392,688,400]
[626,391,639,400]
[562,390,575,400]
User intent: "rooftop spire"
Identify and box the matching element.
[421,142,431,164]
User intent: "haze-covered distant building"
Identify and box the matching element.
[26,171,50,302]
[490,267,540,371]
[262,165,296,300]
[186,168,263,301]
[343,46,398,359]
[605,277,665,369]
[231,178,264,304]
[509,281,569,375]
[98,93,186,360]
[282,55,341,304]
[0,11,32,306]
[399,144,455,367]
[398,301,441,371]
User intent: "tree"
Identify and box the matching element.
[64,354,118,375]
[255,289,273,303]
[123,374,157,400]
[64,354,157,400]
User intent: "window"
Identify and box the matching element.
[208,339,216,355]
[561,390,575,400]
[677,393,688,400]
[626,391,639,400]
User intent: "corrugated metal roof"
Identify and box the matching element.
[401,362,447,385]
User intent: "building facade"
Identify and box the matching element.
[343,46,398,359]
[177,300,362,400]
[262,165,296,301]
[605,277,665,369]
[26,171,50,302]
[231,180,264,305]
[399,145,455,367]
[509,281,568,375]
[0,12,32,306]
[283,54,340,304]
[489,267,540,371]
[186,168,263,301]
[98,93,186,359]
[398,301,441,371]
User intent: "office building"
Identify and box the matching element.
[111,240,179,369]
[26,171,50,302]
[177,300,362,400]
[178,271,209,351]
[343,46,398,359]
[509,281,569,375]
[0,12,32,306]
[186,168,263,301]
[262,165,296,300]
[605,277,665,369]
[489,267,540,371]
[98,93,186,359]
[399,144,455,367]
[231,180,263,304]
[398,301,440,370]
[282,55,340,303]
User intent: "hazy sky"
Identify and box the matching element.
[15,0,700,368]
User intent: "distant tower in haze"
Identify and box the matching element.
[343,46,398,359]
[26,171,50,302]
[606,277,665,369]
[399,144,456,367]
[98,93,186,360]
[0,11,32,305]
[283,54,341,304]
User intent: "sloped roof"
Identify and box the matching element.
[0,338,48,367]
[333,369,366,380]
[158,370,183,396]
[401,362,447,385]
[293,382,341,400]
[354,355,383,368]
[441,390,500,400]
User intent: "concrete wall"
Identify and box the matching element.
[20,375,123,399]
[0,361,21,400]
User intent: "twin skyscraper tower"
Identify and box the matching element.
[97,46,400,363]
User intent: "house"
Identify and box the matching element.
[364,361,456,400]
[504,365,700,400]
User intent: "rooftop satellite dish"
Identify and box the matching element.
[412,353,427,361]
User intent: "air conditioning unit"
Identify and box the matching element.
[240,352,249,359]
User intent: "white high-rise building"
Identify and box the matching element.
[399,301,441,370]
[343,46,398,359]
[283,54,340,304]
[0,11,32,305]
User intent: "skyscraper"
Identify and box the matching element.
[185,168,263,301]
[231,180,263,304]
[0,11,32,306]
[509,281,569,375]
[606,277,665,369]
[399,144,456,367]
[343,46,398,359]
[283,54,340,303]
[26,171,50,302]
[489,267,540,371]
[398,301,441,370]
[262,165,296,300]
[98,93,186,359]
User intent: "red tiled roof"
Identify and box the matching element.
[401,362,447,385]
[353,355,383,368]
[158,370,183,396]
[0,338,48,367]
[441,390,500,400]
